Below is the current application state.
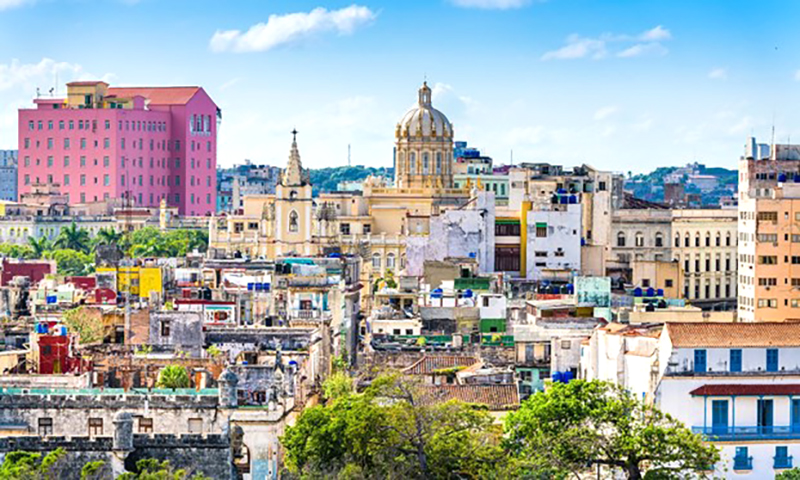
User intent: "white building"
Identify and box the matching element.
[656,322,800,478]
[526,203,581,280]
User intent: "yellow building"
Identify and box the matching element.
[96,266,163,300]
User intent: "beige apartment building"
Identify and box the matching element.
[737,137,800,321]
[611,199,737,308]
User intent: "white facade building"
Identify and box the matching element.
[656,322,800,478]
[526,203,581,280]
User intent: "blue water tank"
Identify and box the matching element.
[633,287,643,297]
[58,325,67,336]
[646,287,655,297]
[563,371,574,383]
[794,174,800,183]
[35,323,48,334]
[559,195,568,204]
[657,288,664,297]
[463,289,474,298]
[552,372,563,383]
[779,173,788,183]
[568,195,577,204]
[431,288,443,299]
[247,283,254,291]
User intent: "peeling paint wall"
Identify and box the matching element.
[404,191,495,276]
[526,204,581,280]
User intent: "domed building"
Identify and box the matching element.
[394,82,454,189]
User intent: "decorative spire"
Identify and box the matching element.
[281,129,308,186]
[418,81,432,107]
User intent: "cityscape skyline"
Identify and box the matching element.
[1,1,800,173]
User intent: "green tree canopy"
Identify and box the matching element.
[0,448,66,480]
[504,380,720,480]
[54,222,91,253]
[116,458,209,480]
[62,306,103,344]
[48,249,94,276]
[778,468,800,480]
[282,373,505,479]
[157,365,190,389]
[27,237,52,259]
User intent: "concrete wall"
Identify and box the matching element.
[526,204,581,280]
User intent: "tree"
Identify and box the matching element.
[48,249,94,276]
[282,373,505,479]
[54,222,91,253]
[323,372,354,401]
[157,365,190,389]
[504,380,720,480]
[0,448,66,479]
[27,237,52,259]
[115,458,210,480]
[94,227,122,248]
[778,468,800,480]
[0,243,35,260]
[62,306,103,344]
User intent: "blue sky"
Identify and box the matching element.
[1,0,800,173]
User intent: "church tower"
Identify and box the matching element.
[274,130,314,256]
[394,82,454,190]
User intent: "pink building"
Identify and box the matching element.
[18,81,219,215]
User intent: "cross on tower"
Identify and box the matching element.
[291,128,298,142]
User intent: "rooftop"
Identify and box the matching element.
[690,384,800,396]
[403,355,480,375]
[107,86,201,106]
[419,384,519,410]
[666,322,800,348]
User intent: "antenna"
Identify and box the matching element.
[348,144,351,167]
[510,149,514,166]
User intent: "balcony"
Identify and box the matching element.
[693,425,800,442]
[774,455,793,469]
[733,456,753,471]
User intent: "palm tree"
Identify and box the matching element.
[54,222,91,253]
[156,365,190,389]
[94,227,122,249]
[27,236,52,259]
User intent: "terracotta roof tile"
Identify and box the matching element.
[106,87,201,106]
[419,384,520,410]
[690,384,800,396]
[667,322,800,348]
[402,355,480,375]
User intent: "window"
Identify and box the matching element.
[665,279,673,288]
[733,447,751,470]
[160,320,170,337]
[340,223,350,235]
[757,211,778,222]
[767,348,779,372]
[386,253,396,269]
[730,349,742,372]
[693,349,706,373]
[684,234,690,247]
[188,418,203,434]
[705,233,711,247]
[372,253,381,269]
[289,211,299,232]
[363,224,371,234]
[635,232,644,247]
[38,418,53,436]
[138,417,153,433]
[655,233,663,247]
[617,232,626,247]
[759,256,778,265]
[88,418,103,436]
[775,446,791,469]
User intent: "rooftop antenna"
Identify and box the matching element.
[348,144,351,167]
[510,149,514,166]
[771,112,776,157]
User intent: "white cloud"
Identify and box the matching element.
[210,5,376,53]
[617,42,668,58]
[639,25,671,41]
[542,26,671,60]
[0,0,34,10]
[708,68,727,80]
[594,105,618,121]
[449,0,532,9]
[541,35,606,60]
[0,58,83,91]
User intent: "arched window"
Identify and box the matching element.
[635,232,644,247]
[617,232,626,247]
[436,152,442,174]
[289,211,299,233]
[684,233,690,247]
[705,232,711,247]
[695,233,700,247]
[715,232,721,247]
[409,152,416,174]
[655,233,663,247]
[386,253,396,269]
[372,252,381,269]
[674,234,680,247]
[726,232,732,247]
[422,153,429,174]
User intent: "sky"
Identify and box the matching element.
[1,0,800,174]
